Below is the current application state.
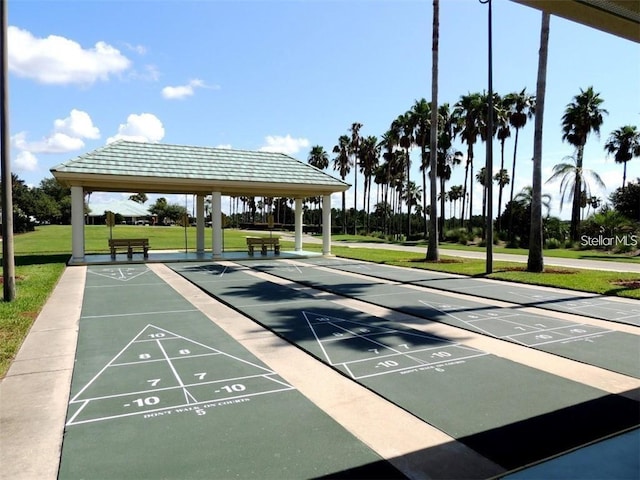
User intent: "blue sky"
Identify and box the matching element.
[8,0,640,219]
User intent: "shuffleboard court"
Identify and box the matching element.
[238,259,640,378]
[297,257,640,326]
[169,262,639,471]
[59,265,404,479]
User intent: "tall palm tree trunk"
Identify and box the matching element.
[508,128,520,239]
[528,11,549,272]
[570,147,584,241]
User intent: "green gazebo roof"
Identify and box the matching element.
[51,140,349,197]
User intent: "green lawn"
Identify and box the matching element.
[1,226,638,378]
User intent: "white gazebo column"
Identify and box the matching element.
[294,198,303,252]
[322,194,331,256]
[211,191,222,258]
[196,194,205,254]
[71,186,85,262]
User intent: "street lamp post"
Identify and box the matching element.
[480,0,494,274]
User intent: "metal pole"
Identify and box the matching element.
[480,0,494,274]
[1,0,15,301]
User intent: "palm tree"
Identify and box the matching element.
[403,181,423,229]
[332,135,351,234]
[515,186,551,215]
[308,145,329,225]
[495,95,511,231]
[448,185,464,224]
[453,92,483,230]
[561,86,608,241]
[392,113,414,237]
[493,168,510,230]
[349,122,363,234]
[359,135,380,232]
[528,12,549,273]
[410,98,432,239]
[604,125,640,189]
[308,145,329,170]
[475,166,491,228]
[379,130,400,235]
[546,156,605,218]
[504,88,535,209]
[426,0,440,260]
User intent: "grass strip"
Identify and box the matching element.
[0,255,67,378]
[331,246,640,299]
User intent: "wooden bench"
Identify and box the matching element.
[109,238,149,259]
[246,237,280,255]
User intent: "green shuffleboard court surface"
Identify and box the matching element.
[242,259,640,378]
[169,261,639,471]
[301,257,640,326]
[59,265,404,479]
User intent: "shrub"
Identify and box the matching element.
[545,238,562,249]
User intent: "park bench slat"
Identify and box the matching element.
[109,238,149,259]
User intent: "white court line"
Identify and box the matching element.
[345,352,490,380]
[156,338,196,405]
[148,324,279,374]
[522,331,613,347]
[332,344,478,367]
[418,300,498,337]
[85,282,166,289]
[66,400,90,426]
[66,388,295,427]
[468,315,561,335]
[81,309,199,320]
[88,268,150,282]
[305,315,336,365]
[70,374,286,404]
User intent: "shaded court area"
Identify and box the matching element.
[57,265,404,479]
[169,260,639,474]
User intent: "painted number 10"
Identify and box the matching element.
[131,396,160,407]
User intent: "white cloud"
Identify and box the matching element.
[8,26,131,85]
[12,109,100,154]
[124,43,147,55]
[14,150,38,172]
[259,135,310,155]
[107,113,165,144]
[53,109,100,140]
[215,144,232,149]
[161,79,217,100]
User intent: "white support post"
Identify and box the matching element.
[196,194,205,254]
[71,186,85,262]
[212,191,222,257]
[294,198,303,252]
[322,194,331,256]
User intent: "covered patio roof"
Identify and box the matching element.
[51,140,350,198]
[511,0,640,43]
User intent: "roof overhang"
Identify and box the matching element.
[511,0,640,43]
[53,172,348,198]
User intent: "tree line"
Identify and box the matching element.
[307,86,639,249]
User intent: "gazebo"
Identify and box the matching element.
[51,140,350,263]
